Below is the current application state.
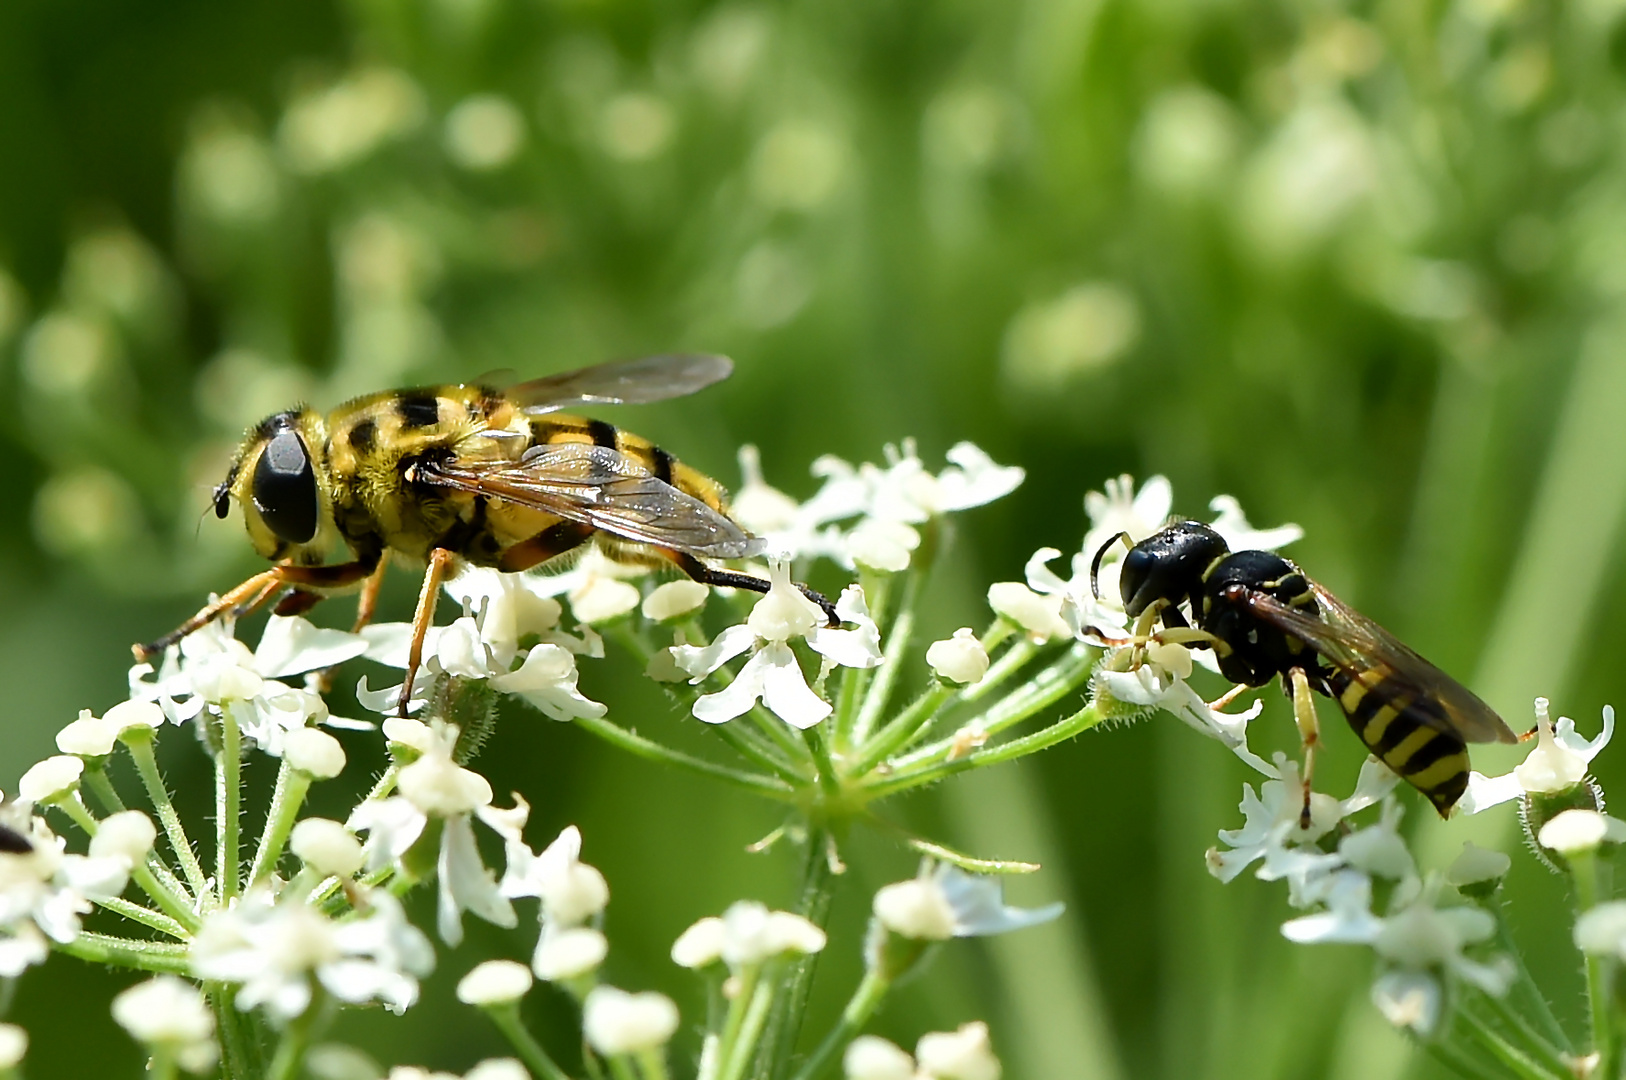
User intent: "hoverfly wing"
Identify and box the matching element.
[420,442,763,560]
[1240,583,1517,745]
[508,354,734,415]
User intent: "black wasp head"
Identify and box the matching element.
[0,823,31,855]
[250,413,319,544]
[1117,520,1231,617]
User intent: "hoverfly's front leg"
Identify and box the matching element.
[662,551,839,627]
[312,558,391,694]
[133,568,286,662]
[399,548,459,718]
[1288,666,1322,829]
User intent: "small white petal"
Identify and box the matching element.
[986,582,1070,642]
[757,643,833,729]
[1577,902,1626,959]
[255,616,369,679]
[1539,809,1614,855]
[582,986,680,1055]
[1446,842,1512,888]
[1370,970,1440,1035]
[57,710,120,757]
[533,926,608,981]
[464,1060,530,1080]
[932,865,1065,936]
[935,442,1024,512]
[105,700,165,735]
[807,585,884,670]
[436,815,516,945]
[490,645,607,722]
[569,577,642,624]
[927,629,990,685]
[286,728,347,779]
[672,916,727,969]
[89,811,156,865]
[847,518,920,572]
[290,818,365,878]
[456,960,533,1005]
[112,976,215,1046]
[0,1024,26,1069]
[873,878,956,941]
[399,751,492,817]
[915,1021,1000,1080]
[642,580,710,621]
[672,624,758,681]
[17,756,83,802]
[843,1035,915,1080]
[382,716,437,754]
[747,560,824,643]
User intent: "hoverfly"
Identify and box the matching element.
[1092,521,1517,819]
[135,354,835,715]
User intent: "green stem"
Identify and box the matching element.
[1574,850,1614,1074]
[574,716,796,798]
[709,966,761,1080]
[365,763,401,803]
[266,987,325,1080]
[1457,1007,1568,1080]
[82,767,127,813]
[708,716,809,785]
[247,759,312,889]
[788,970,891,1080]
[865,702,1103,799]
[126,736,211,899]
[54,932,191,974]
[96,896,188,939]
[1494,901,1571,1051]
[53,794,199,932]
[485,1003,573,1080]
[719,975,778,1080]
[217,704,245,903]
[848,571,921,747]
[803,728,840,800]
[848,683,956,779]
[146,1045,179,1080]
[211,982,262,1080]
[754,825,841,1078]
[1475,991,1574,1080]
[955,636,1037,704]
[636,1048,671,1080]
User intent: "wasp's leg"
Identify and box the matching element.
[134,569,284,661]
[498,521,597,573]
[1288,666,1322,828]
[1210,682,1250,711]
[1152,626,1232,656]
[399,548,459,718]
[661,550,838,627]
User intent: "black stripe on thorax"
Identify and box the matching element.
[349,419,377,454]
[397,393,441,429]
[586,419,619,448]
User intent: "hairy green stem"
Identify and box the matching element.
[1457,1007,1567,1080]
[848,682,957,779]
[1474,991,1574,1080]
[146,1046,178,1080]
[82,767,127,813]
[210,982,263,1080]
[574,715,795,797]
[1572,850,1613,1074]
[126,736,211,899]
[247,758,311,889]
[266,988,326,1080]
[788,969,890,1080]
[485,1003,572,1080]
[1494,902,1571,1051]
[636,1048,672,1080]
[97,896,188,939]
[754,824,840,1078]
[54,932,191,974]
[848,571,921,747]
[217,704,245,903]
[719,975,778,1080]
[866,702,1102,799]
[53,793,200,931]
[955,635,1036,705]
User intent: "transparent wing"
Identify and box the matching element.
[416,441,763,559]
[1241,582,1517,744]
[505,354,734,415]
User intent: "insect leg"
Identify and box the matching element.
[497,521,597,572]
[1288,666,1322,828]
[314,559,391,694]
[133,568,285,661]
[1210,682,1251,711]
[662,551,839,627]
[399,548,459,718]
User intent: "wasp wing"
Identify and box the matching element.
[506,354,734,415]
[1240,582,1517,744]
[416,442,763,560]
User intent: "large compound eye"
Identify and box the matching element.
[251,430,319,544]
[1118,545,1156,615]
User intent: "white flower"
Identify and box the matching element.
[0,806,135,962]
[90,811,156,866]
[916,1021,1001,1080]
[285,727,346,779]
[642,580,710,622]
[1206,757,1344,905]
[985,582,1070,643]
[672,562,880,729]
[191,888,434,1018]
[1092,646,1271,776]
[289,818,364,878]
[348,724,515,945]
[1206,494,1304,552]
[718,901,828,967]
[457,960,533,1005]
[1461,699,1613,813]
[1370,970,1441,1035]
[1338,799,1415,880]
[1082,474,1173,573]
[489,644,606,722]
[582,986,679,1056]
[16,757,83,803]
[0,1024,25,1069]
[464,1061,529,1080]
[569,576,642,625]
[844,1036,915,1080]
[874,864,1064,943]
[533,926,608,981]
[1576,902,1626,960]
[1538,809,1626,855]
[57,709,120,757]
[847,518,921,572]
[497,823,609,927]
[1445,842,1511,888]
[111,976,217,1073]
[926,629,990,685]
[671,916,727,969]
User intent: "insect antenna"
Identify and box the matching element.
[1089,530,1132,601]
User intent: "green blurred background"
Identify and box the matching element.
[2,0,1625,1076]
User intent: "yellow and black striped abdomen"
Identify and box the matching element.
[1328,668,1470,815]
[527,413,730,512]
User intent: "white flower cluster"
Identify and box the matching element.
[844,1023,1001,1080]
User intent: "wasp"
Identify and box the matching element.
[1092,521,1517,819]
[135,354,835,715]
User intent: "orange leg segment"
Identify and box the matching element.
[399,548,458,718]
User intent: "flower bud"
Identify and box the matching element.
[112,976,217,1073]
[672,916,726,969]
[1577,902,1626,959]
[1446,842,1511,897]
[90,811,156,864]
[533,926,608,982]
[0,1023,26,1069]
[1538,808,1622,856]
[848,518,920,573]
[570,578,641,625]
[464,1061,529,1080]
[582,986,679,1055]
[290,818,365,878]
[642,581,710,621]
[382,717,436,755]
[916,1021,1000,1080]
[843,1035,914,1080]
[286,728,346,779]
[107,700,166,740]
[456,960,533,1006]
[986,582,1069,642]
[873,878,955,941]
[57,709,119,758]
[926,629,990,685]
[17,756,84,803]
